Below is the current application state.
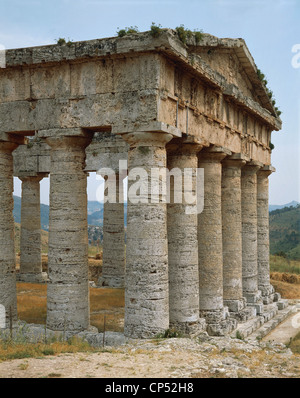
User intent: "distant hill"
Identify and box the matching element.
[87,201,103,215]
[269,204,300,260]
[13,195,300,260]
[269,201,299,212]
[13,196,127,229]
[88,210,103,226]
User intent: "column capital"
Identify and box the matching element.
[38,128,91,139]
[167,136,209,155]
[112,121,181,138]
[18,173,48,182]
[222,153,249,168]
[45,135,93,150]
[199,145,232,163]
[242,160,264,174]
[38,128,93,150]
[120,131,173,148]
[257,165,276,178]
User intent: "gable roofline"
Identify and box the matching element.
[187,33,280,119]
[3,29,281,130]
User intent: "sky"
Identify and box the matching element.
[0,0,299,205]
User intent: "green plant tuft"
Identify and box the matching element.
[155,328,183,339]
[175,25,203,45]
[194,30,204,44]
[117,26,139,37]
[56,38,66,46]
[175,25,192,44]
[235,330,244,340]
[150,22,162,38]
[256,69,282,116]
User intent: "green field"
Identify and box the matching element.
[270,255,300,274]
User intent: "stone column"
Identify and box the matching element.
[121,131,172,338]
[257,165,275,304]
[99,174,126,288]
[167,140,206,336]
[221,154,247,314]
[0,141,19,325]
[198,146,237,336]
[18,174,48,283]
[241,161,263,312]
[45,132,92,332]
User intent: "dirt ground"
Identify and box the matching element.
[0,336,299,379]
[6,256,299,379]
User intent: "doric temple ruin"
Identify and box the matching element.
[0,29,287,339]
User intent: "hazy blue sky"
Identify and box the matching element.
[1,0,299,205]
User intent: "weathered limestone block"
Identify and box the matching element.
[18,174,48,283]
[167,140,206,336]
[45,132,92,332]
[198,146,237,335]
[257,166,275,304]
[0,142,19,324]
[241,161,263,310]
[121,131,173,339]
[221,154,247,313]
[13,138,51,176]
[99,174,126,288]
[85,131,129,173]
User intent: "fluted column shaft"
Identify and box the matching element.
[46,135,91,332]
[241,162,262,304]
[19,175,47,283]
[167,142,205,336]
[221,156,246,312]
[257,167,275,303]
[198,146,236,335]
[0,142,18,325]
[121,131,172,339]
[100,174,125,288]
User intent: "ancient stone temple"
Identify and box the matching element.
[0,29,287,339]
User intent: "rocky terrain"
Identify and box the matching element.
[0,334,299,378]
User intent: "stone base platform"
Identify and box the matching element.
[229,306,257,323]
[207,318,237,336]
[97,276,125,289]
[17,272,48,284]
[231,302,296,340]
[170,318,207,338]
[262,302,279,322]
[0,303,297,348]
[0,322,127,347]
[276,299,289,310]
[260,285,275,305]
[247,304,297,342]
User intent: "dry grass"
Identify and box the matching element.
[270,272,300,284]
[16,282,124,333]
[88,246,103,259]
[0,337,98,362]
[270,278,300,299]
[90,288,124,332]
[17,283,47,324]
